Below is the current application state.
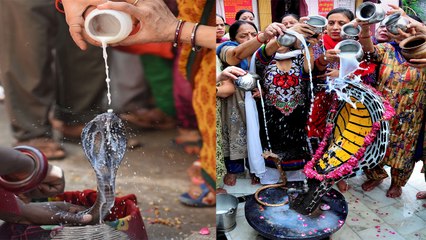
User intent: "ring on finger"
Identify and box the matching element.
[70,24,80,28]
[132,0,140,5]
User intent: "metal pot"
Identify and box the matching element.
[356,2,385,24]
[216,194,239,233]
[235,73,259,91]
[382,12,409,35]
[277,31,297,47]
[341,22,361,40]
[334,39,364,62]
[306,15,328,34]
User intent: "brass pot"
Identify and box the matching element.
[399,35,426,61]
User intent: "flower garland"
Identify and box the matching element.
[303,86,395,181]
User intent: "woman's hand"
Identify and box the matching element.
[324,49,341,63]
[217,66,246,82]
[251,88,261,98]
[317,68,339,80]
[289,22,316,38]
[407,58,426,68]
[19,164,65,202]
[262,22,287,41]
[16,201,92,225]
[97,0,178,46]
[61,0,107,50]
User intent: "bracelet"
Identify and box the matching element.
[0,146,48,193]
[191,23,201,52]
[55,0,64,13]
[316,58,328,67]
[256,32,270,44]
[173,19,186,48]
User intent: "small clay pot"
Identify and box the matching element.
[399,35,426,61]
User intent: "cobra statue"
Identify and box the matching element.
[290,80,392,215]
[50,111,129,239]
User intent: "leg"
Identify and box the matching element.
[416,191,426,199]
[362,163,388,191]
[223,158,245,186]
[0,0,65,159]
[387,161,416,198]
[54,13,105,140]
[337,180,351,193]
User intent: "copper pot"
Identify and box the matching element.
[399,35,426,61]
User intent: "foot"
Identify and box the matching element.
[386,184,402,198]
[183,143,201,155]
[416,191,426,199]
[216,188,227,194]
[50,118,84,141]
[361,179,383,191]
[186,160,202,180]
[15,138,66,160]
[337,180,351,193]
[180,183,215,207]
[223,173,237,186]
[174,128,201,145]
[251,174,260,185]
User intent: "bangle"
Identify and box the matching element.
[191,23,201,52]
[173,19,186,48]
[359,35,371,39]
[256,33,270,44]
[316,58,327,67]
[55,0,64,13]
[0,146,48,194]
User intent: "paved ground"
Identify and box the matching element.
[0,102,215,240]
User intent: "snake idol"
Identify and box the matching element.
[290,80,393,215]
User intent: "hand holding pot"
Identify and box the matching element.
[61,0,108,50]
[406,57,426,68]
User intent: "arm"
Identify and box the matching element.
[1,199,92,225]
[97,0,216,49]
[217,79,236,98]
[0,146,65,198]
[0,147,35,181]
[216,66,246,98]
[224,22,286,66]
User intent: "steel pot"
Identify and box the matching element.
[235,73,259,91]
[382,12,409,35]
[356,2,385,24]
[306,15,328,35]
[341,22,361,40]
[335,39,364,62]
[216,194,239,233]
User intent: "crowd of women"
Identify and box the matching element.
[216,5,426,204]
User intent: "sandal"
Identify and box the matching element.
[14,138,66,160]
[179,183,215,207]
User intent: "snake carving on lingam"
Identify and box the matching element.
[290,81,394,215]
[79,109,127,224]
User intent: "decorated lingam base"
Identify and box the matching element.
[245,79,393,239]
[245,183,347,240]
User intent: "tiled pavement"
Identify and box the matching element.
[222,162,426,240]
